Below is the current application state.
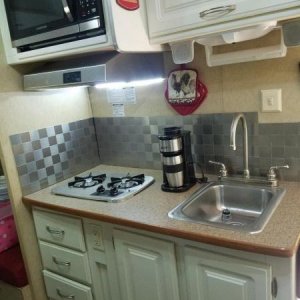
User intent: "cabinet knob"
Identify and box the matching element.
[200,5,236,19]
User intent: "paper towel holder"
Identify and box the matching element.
[204,27,287,67]
[168,21,287,66]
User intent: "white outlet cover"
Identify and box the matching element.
[261,89,282,112]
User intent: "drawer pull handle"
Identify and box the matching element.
[52,257,71,266]
[56,289,75,299]
[200,5,236,19]
[46,226,65,236]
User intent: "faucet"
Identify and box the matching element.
[209,160,228,178]
[230,113,250,179]
[267,165,289,187]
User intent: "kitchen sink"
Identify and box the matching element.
[168,181,286,233]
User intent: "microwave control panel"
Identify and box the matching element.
[79,0,99,19]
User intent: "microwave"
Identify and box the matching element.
[4,0,106,52]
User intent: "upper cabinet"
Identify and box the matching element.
[0,0,162,64]
[146,0,300,44]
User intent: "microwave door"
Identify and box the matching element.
[4,0,79,47]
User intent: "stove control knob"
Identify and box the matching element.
[110,186,119,196]
[97,185,105,194]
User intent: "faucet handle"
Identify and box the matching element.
[209,160,228,177]
[267,165,289,181]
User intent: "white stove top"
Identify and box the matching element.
[52,171,155,203]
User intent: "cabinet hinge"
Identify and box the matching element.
[271,277,278,298]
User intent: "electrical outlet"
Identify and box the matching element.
[90,225,104,250]
[261,89,282,112]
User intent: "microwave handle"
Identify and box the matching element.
[61,0,74,22]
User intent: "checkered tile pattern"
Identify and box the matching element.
[10,118,100,195]
[10,114,300,195]
[95,113,300,182]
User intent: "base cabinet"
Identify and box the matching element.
[184,246,272,300]
[32,208,296,300]
[113,229,180,300]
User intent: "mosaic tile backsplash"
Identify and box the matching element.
[10,113,300,195]
[95,113,300,182]
[10,118,100,195]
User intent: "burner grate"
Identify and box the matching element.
[107,174,145,189]
[52,171,154,202]
[68,173,106,188]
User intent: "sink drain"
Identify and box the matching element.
[221,209,244,226]
[222,208,232,222]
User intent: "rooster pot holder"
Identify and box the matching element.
[165,69,208,116]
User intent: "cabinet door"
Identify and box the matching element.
[113,229,180,300]
[184,246,272,300]
[146,0,300,42]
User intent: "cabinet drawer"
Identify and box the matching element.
[33,209,86,252]
[43,270,93,300]
[40,241,92,285]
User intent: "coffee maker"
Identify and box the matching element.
[158,127,196,192]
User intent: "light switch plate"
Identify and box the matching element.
[261,89,282,112]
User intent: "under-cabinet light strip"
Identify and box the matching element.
[95,77,165,89]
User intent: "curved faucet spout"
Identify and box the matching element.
[230,113,250,178]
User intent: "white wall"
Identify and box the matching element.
[0,35,93,300]
[90,36,300,124]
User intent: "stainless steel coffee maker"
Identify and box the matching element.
[158,127,196,192]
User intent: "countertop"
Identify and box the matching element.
[23,165,300,257]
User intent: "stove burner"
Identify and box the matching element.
[107,174,145,190]
[96,185,105,194]
[52,171,154,202]
[110,186,119,196]
[68,173,106,188]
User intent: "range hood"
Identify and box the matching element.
[23,52,164,91]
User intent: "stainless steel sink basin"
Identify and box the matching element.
[168,181,286,233]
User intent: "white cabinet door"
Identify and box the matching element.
[184,246,272,300]
[146,0,300,43]
[113,229,180,300]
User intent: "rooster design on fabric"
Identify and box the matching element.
[166,69,208,115]
[170,72,196,97]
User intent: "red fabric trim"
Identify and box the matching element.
[0,244,28,287]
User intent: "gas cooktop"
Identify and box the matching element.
[52,172,155,203]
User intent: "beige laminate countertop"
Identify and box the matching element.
[23,165,300,257]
